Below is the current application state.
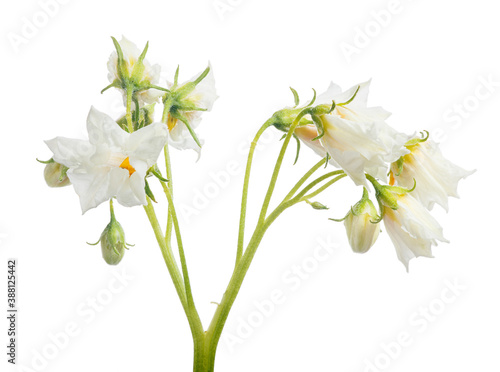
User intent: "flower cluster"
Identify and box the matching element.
[41,37,216,264]
[40,36,471,270]
[277,82,474,270]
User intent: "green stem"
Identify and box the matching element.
[126,87,134,133]
[281,158,326,202]
[164,145,174,243]
[144,199,205,370]
[255,115,304,229]
[162,184,198,313]
[236,120,273,265]
[203,171,346,370]
[294,170,345,201]
[301,174,347,200]
[143,199,187,309]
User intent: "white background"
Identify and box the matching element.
[0,0,498,371]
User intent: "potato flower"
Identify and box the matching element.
[45,107,168,213]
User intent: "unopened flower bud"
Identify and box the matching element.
[89,201,132,265]
[43,160,70,188]
[100,218,127,265]
[331,188,380,254]
[306,200,329,210]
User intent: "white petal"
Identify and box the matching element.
[316,81,343,105]
[186,63,218,112]
[68,167,118,214]
[126,122,168,168]
[384,212,434,271]
[114,171,147,207]
[393,140,475,211]
[86,107,128,148]
[294,124,328,158]
[45,137,94,167]
[396,195,448,242]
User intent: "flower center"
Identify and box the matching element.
[119,157,136,177]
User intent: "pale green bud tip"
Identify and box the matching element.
[100,219,127,265]
[341,187,380,254]
[306,200,329,210]
[344,210,380,254]
[43,161,71,188]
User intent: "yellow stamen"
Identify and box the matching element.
[389,171,395,186]
[167,113,178,132]
[119,157,136,177]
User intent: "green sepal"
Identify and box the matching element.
[101,80,121,94]
[145,178,157,203]
[172,110,202,148]
[329,210,350,222]
[394,156,404,176]
[366,174,415,210]
[306,88,317,107]
[290,87,300,107]
[337,85,360,106]
[173,65,180,88]
[293,133,301,165]
[405,130,430,147]
[151,166,168,182]
[111,36,129,83]
[176,65,210,98]
[311,114,325,141]
[324,153,330,168]
[131,41,149,82]
[37,158,55,164]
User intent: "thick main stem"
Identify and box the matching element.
[201,114,328,370]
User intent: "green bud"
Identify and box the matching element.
[306,200,329,210]
[43,161,70,188]
[88,200,132,266]
[99,218,127,265]
[330,188,380,254]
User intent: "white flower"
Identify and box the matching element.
[341,188,380,253]
[390,138,475,211]
[295,80,410,187]
[107,36,163,106]
[383,194,449,271]
[167,64,218,155]
[45,107,168,213]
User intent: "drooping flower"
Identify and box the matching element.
[383,193,449,271]
[368,176,449,271]
[163,64,218,155]
[390,134,475,211]
[332,188,380,254]
[45,107,168,213]
[104,36,164,107]
[294,81,410,187]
